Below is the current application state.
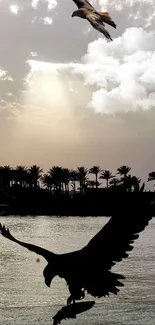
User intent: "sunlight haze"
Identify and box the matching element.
[0,0,155,183]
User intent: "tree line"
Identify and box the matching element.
[0,164,154,195]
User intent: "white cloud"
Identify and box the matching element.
[10,4,19,14]
[23,24,155,116]
[31,0,57,10]
[47,0,57,10]
[71,27,155,114]
[0,69,13,82]
[30,52,38,57]
[0,69,7,78]
[93,0,155,30]
[42,16,53,25]
[31,0,39,9]
[1,0,155,117]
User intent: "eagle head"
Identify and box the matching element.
[72,10,80,18]
[43,263,57,288]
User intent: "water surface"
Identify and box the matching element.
[0,216,155,325]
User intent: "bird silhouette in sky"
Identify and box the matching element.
[71,0,116,41]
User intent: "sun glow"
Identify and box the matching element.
[25,60,76,119]
[17,60,92,145]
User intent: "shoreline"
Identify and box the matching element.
[0,191,154,217]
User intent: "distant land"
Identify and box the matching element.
[0,164,154,216]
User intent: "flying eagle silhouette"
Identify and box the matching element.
[0,200,153,306]
[71,0,116,41]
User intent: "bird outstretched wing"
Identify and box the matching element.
[72,0,94,10]
[80,199,153,270]
[86,14,113,40]
[65,198,153,298]
[0,223,55,262]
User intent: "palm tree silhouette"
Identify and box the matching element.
[86,180,101,188]
[28,165,43,189]
[117,166,131,182]
[139,182,145,192]
[109,177,120,189]
[77,167,89,195]
[119,174,141,192]
[61,168,71,194]
[14,166,28,188]
[42,174,53,192]
[0,166,12,189]
[0,163,151,206]
[89,166,102,188]
[148,171,155,183]
[0,167,3,190]
[100,170,115,188]
[123,174,132,192]
[131,176,141,192]
[49,166,64,193]
[70,170,78,195]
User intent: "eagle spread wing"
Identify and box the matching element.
[68,203,152,298]
[82,210,152,269]
[72,0,94,10]
[86,14,113,40]
[0,223,55,262]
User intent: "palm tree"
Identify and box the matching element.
[117,165,131,181]
[148,171,155,182]
[139,182,145,192]
[123,174,132,191]
[86,180,101,188]
[0,166,13,189]
[89,166,102,188]
[14,166,28,187]
[69,170,78,195]
[131,176,141,192]
[0,167,3,190]
[100,170,114,188]
[61,168,71,193]
[77,167,89,194]
[49,166,64,193]
[41,174,53,192]
[109,177,120,189]
[121,175,141,192]
[28,165,43,189]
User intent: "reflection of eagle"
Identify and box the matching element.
[0,199,153,307]
[71,0,116,41]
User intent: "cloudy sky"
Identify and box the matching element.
[0,0,155,184]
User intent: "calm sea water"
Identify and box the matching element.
[0,216,155,325]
